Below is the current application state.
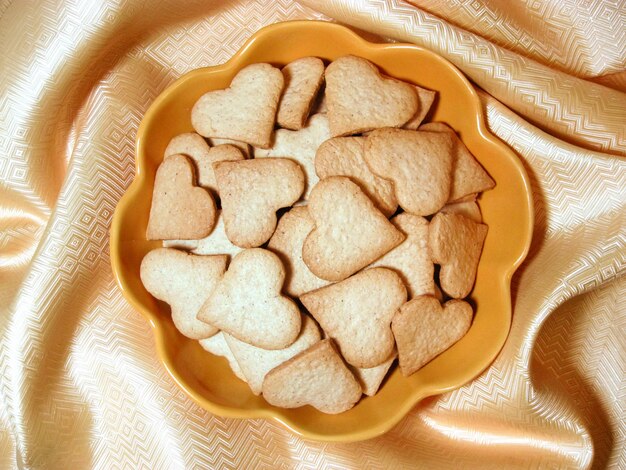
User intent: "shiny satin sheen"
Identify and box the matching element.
[0,0,624,468]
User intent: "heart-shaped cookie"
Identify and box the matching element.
[255,113,330,199]
[441,199,482,223]
[208,137,251,157]
[225,313,321,395]
[162,211,243,259]
[300,267,407,368]
[325,55,418,136]
[302,176,404,282]
[267,206,330,297]
[350,352,396,397]
[403,84,437,130]
[429,212,488,299]
[419,122,495,201]
[197,248,301,350]
[371,213,435,298]
[146,154,217,240]
[276,57,325,130]
[164,133,245,195]
[392,295,473,376]
[262,339,362,414]
[191,63,284,148]
[364,128,454,216]
[315,136,398,216]
[214,158,304,248]
[199,332,247,382]
[140,248,227,339]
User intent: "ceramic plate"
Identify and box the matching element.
[110,20,533,442]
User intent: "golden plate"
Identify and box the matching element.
[110,20,533,442]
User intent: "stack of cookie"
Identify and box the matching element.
[140,55,494,414]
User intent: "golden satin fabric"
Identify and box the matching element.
[0,0,624,468]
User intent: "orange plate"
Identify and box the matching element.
[110,20,533,442]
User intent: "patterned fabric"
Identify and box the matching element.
[0,0,624,468]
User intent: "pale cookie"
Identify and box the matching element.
[267,206,330,297]
[164,211,243,258]
[392,296,473,376]
[315,136,398,216]
[325,55,418,136]
[371,213,435,298]
[255,113,330,199]
[441,199,482,223]
[429,212,488,299]
[225,313,321,395]
[208,137,251,157]
[192,212,243,257]
[199,332,247,382]
[140,248,226,339]
[451,193,478,203]
[302,176,404,281]
[403,85,437,130]
[214,158,304,248]
[277,57,325,130]
[419,122,495,201]
[300,267,407,368]
[164,132,210,164]
[350,352,396,397]
[146,154,217,240]
[364,128,454,216]
[262,339,362,414]
[164,133,245,195]
[191,63,284,148]
[197,248,301,350]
